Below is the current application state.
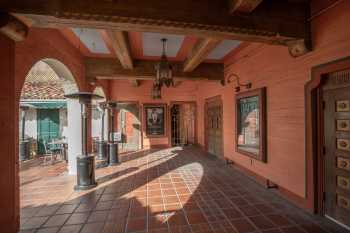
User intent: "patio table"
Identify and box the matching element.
[48,140,68,161]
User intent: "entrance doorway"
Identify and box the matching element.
[37,109,60,154]
[117,102,141,153]
[322,69,350,228]
[170,102,196,146]
[205,96,223,158]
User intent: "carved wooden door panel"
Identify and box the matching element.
[179,103,196,145]
[117,103,141,153]
[206,98,223,158]
[323,71,350,228]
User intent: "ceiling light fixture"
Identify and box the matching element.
[152,38,174,99]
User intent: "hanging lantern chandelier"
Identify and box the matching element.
[152,38,174,99]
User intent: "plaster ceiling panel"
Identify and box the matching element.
[143,32,185,57]
[206,40,241,60]
[71,28,110,54]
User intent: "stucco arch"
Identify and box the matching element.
[19,58,80,98]
[41,58,79,94]
[15,28,87,101]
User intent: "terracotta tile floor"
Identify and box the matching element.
[19,147,349,233]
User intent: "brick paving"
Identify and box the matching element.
[19,147,349,233]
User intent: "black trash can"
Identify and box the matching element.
[96,140,107,160]
[19,140,30,161]
[75,155,97,190]
[108,142,119,165]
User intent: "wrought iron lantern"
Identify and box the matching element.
[152,38,174,99]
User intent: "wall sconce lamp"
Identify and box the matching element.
[88,77,98,86]
[221,73,252,92]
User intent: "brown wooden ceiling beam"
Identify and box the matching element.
[86,58,223,82]
[229,0,263,14]
[183,38,221,72]
[6,0,311,56]
[0,12,28,41]
[130,80,140,87]
[105,30,133,69]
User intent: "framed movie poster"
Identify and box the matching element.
[144,104,166,137]
[235,87,267,162]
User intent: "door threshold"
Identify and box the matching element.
[325,215,350,231]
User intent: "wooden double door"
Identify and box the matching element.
[323,70,350,228]
[205,96,223,158]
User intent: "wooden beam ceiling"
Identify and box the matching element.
[105,30,133,69]
[229,0,263,14]
[86,58,223,82]
[183,38,222,72]
[0,12,28,41]
[6,0,311,56]
[130,80,140,87]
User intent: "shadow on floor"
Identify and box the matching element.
[19,146,349,233]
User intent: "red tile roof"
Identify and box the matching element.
[20,61,65,100]
[21,82,65,100]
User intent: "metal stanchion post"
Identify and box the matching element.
[96,103,107,160]
[106,101,119,165]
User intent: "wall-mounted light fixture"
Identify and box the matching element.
[221,73,252,92]
[88,77,97,86]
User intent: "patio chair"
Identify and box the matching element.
[42,140,55,165]
[51,139,65,161]
[54,138,65,161]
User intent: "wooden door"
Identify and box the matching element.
[117,103,141,153]
[171,103,196,146]
[179,103,196,145]
[37,109,60,154]
[323,71,350,228]
[205,97,223,158]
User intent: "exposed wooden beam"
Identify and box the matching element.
[0,12,28,41]
[286,39,312,58]
[229,0,263,14]
[7,0,311,53]
[183,38,221,72]
[130,80,140,87]
[105,30,133,69]
[85,58,223,82]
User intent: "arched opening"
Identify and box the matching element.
[19,58,82,217]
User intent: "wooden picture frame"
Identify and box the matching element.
[143,104,167,137]
[235,87,267,162]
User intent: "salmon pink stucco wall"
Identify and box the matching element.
[10,28,90,232]
[197,0,350,207]
[0,34,17,233]
[110,79,199,147]
[0,27,91,231]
